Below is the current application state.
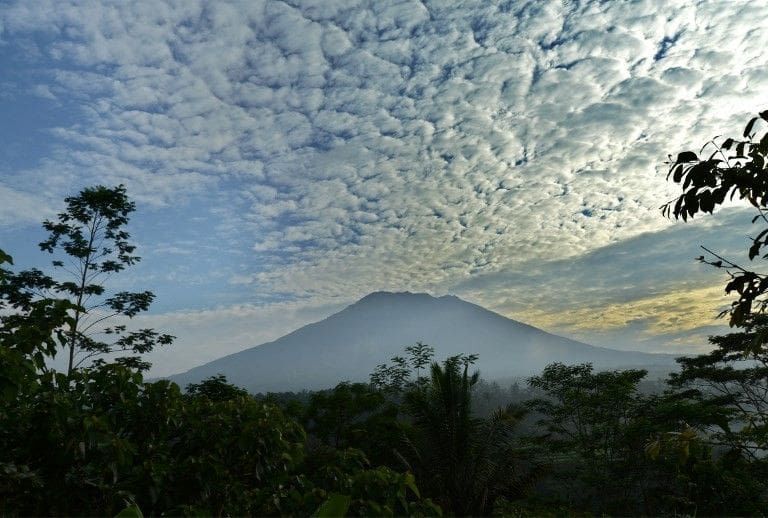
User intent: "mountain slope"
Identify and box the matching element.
[167,291,678,393]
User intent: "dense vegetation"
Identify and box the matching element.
[3,111,768,515]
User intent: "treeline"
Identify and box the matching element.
[258,340,768,516]
[4,311,768,515]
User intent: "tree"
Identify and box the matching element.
[526,363,651,513]
[0,249,75,397]
[405,341,434,384]
[370,342,436,394]
[0,185,173,374]
[185,374,249,402]
[370,355,412,395]
[403,354,532,515]
[521,362,756,515]
[304,382,402,463]
[670,317,768,461]
[0,248,76,504]
[663,109,768,327]
[663,317,768,514]
[660,110,768,514]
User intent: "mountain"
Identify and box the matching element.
[167,291,679,393]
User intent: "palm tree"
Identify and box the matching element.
[404,355,534,515]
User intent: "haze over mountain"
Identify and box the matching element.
[168,292,678,393]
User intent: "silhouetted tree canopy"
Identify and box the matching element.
[664,110,768,326]
[0,185,173,374]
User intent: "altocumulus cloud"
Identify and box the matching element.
[1,0,768,366]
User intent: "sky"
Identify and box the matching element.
[1,0,767,377]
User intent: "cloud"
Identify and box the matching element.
[0,183,55,225]
[452,207,756,353]
[2,0,768,371]
[513,284,727,338]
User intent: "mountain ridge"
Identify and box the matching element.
[167,291,678,393]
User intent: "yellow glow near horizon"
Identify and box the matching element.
[511,284,729,337]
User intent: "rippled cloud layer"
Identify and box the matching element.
[1,0,766,370]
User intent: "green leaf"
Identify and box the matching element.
[645,438,661,460]
[114,503,144,518]
[403,471,420,497]
[313,493,351,518]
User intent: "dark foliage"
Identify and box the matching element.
[663,109,768,327]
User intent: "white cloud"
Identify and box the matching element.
[0,184,55,226]
[2,0,768,369]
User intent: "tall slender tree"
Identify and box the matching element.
[0,185,173,374]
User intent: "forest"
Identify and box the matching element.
[2,114,768,516]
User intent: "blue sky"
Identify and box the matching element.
[1,0,767,376]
